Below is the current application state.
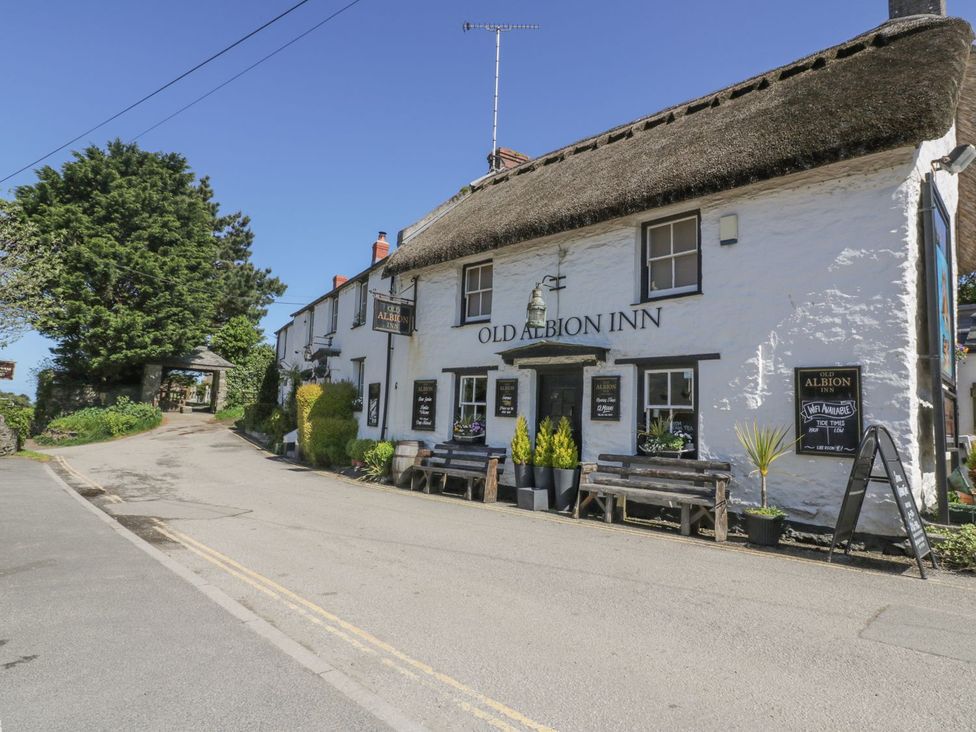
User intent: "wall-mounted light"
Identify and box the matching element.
[932,144,976,175]
[524,274,565,328]
[719,214,738,245]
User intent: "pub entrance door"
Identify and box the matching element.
[537,368,583,447]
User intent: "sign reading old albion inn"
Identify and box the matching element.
[477,307,662,344]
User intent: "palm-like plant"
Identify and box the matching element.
[734,422,796,509]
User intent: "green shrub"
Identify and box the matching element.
[551,417,578,469]
[296,384,323,458]
[534,417,553,468]
[310,381,357,419]
[36,397,161,446]
[346,438,377,463]
[215,404,245,423]
[363,441,395,480]
[307,416,358,467]
[936,524,976,571]
[511,415,532,466]
[0,396,34,450]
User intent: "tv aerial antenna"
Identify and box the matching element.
[462,22,540,172]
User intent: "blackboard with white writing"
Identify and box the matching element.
[830,425,937,578]
[495,379,518,418]
[591,375,620,421]
[367,382,380,427]
[795,367,862,457]
[412,380,437,431]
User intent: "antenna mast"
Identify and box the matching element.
[462,22,539,172]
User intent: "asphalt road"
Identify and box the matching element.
[0,455,387,732]
[28,414,976,730]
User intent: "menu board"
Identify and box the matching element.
[367,383,380,427]
[794,367,862,457]
[495,379,518,418]
[591,375,620,421]
[411,380,437,431]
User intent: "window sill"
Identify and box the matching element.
[634,289,702,305]
[351,322,365,330]
[453,320,492,329]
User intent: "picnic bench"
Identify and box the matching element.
[410,443,506,503]
[573,454,732,541]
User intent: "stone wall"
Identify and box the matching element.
[0,415,16,456]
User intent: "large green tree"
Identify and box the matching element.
[0,200,59,348]
[13,140,284,383]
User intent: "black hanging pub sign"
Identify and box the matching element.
[372,295,414,336]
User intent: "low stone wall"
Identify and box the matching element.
[35,380,141,429]
[0,415,16,456]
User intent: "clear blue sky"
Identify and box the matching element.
[3,0,975,398]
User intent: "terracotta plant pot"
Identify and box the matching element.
[744,512,785,547]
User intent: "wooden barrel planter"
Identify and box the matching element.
[392,441,425,486]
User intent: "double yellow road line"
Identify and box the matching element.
[152,520,556,732]
[55,456,123,503]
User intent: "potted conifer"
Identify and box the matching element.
[533,417,554,496]
[551,416,579,512]
[735,421,797,546]
[511,415,534,488]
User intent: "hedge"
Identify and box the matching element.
[296,384,323,459]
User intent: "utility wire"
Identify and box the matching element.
[0,0,314,184]
[132,0,364,141]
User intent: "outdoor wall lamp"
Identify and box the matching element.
[524,274,566,328]
[932,144,976,175]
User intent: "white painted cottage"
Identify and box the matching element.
[280,4,976,538]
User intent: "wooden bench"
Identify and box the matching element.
[574,454,732,542]
[410,443,506,503]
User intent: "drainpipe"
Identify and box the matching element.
[380,276,394,441]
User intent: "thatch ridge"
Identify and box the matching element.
[385,15,974,276]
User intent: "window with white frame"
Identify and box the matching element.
[329,297,338,334]
[643,368,696,450]
[305,309,315,347]
[352,359,365,410]
[455,375,487,440]
[462,261,492,323]
[355,281,368,326]
[643,214,700,299]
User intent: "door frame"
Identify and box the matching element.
[534,365,585,447]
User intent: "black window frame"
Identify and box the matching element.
[460,259,493,325]
[328,296,338,335]
[639,210,702,304]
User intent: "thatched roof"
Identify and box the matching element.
[385,15,974,276]
[957,48,976,272]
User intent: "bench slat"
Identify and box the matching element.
[594,464,730,484]
[581,481,715,507]
[588,474,713,498]
[598,453,731,472]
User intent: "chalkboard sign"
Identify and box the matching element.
[794,367,862,457]
[367,383,380,427]
[591,375,620,421]
[411,380,437,431]
[829,425,937,578]
[495,379,518,418]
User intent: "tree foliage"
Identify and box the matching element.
[0,201,59,348]
[224,344,275,410]
[960,273,976,305]
[211,315,262,365]
[12,140,284,383]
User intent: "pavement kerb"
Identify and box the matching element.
[229,431,976,593]
[42,463,428,732]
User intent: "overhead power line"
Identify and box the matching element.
[132,0,364,141]
[0,0,314,184]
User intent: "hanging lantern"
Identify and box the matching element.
[525,284,547,329]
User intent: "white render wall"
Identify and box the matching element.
[386,143,958,535]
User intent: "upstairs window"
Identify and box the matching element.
[304,309,315,347]
[642,213,700,300]
[329,297,338,334]
[462,261,492,323]
[354,281,368,327]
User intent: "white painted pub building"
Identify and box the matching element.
[278,6,976,537]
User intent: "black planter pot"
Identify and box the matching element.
[744,512,785,547]
[949,505,976,525]
[534,466,554,496]
[552,467,580,512]
[514,463,535,489]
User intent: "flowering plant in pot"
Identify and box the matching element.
[453,416,485,442]
[735,421,796,546]
[550,417,579,512]
[638,417,691,457]
[533,417,554,495]
[510,415,534,488]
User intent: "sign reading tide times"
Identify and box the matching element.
[794,366,862,457]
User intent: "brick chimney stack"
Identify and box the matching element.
[489,147,531,172]
[888,0,945,18]
[332,274,347,289]
[372,231,390,264]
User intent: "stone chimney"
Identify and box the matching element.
[889,0,945,18]
[488,147,531,172]
[372,231,390,264]
[333,274,347,289]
